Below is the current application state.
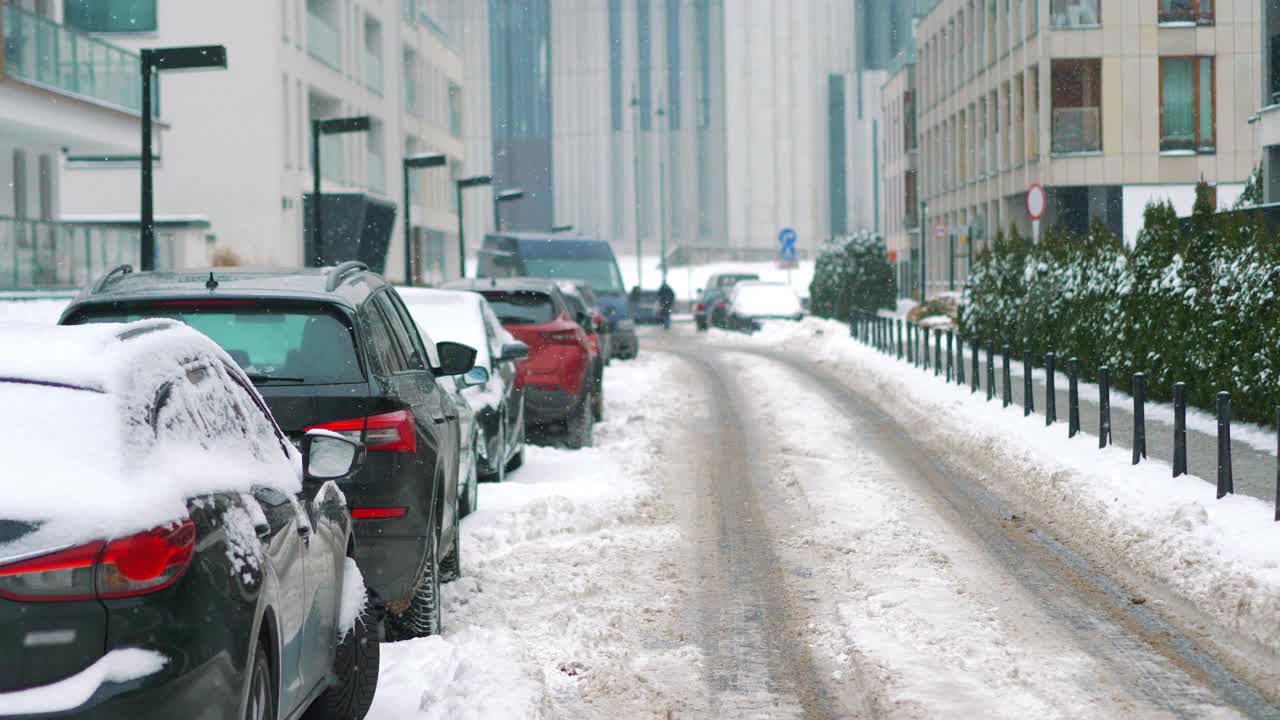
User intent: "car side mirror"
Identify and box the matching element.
[461,366,489,387]
[498,341,529,362]
[434,341,477,377]
[576,311,592,329]
[302,431,365,482]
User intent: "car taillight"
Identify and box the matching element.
[544,329,581,345]
[0,519,195,602]
[695,303,705,312]
[308,409,416,454]
[351,507,408,520]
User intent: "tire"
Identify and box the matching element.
[244,641,275,720]
[440,514,461,584]
[303,604,380,720]
[505,445,524,472]
[563,397,594,450]
[591,381,604,422]
[383,533,441,640]
[460,435,479,517]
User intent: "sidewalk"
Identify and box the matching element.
[898,336,1277,505]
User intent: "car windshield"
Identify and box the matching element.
[480,291,557,325]
[522,258,625,294]
[68,305,364,384]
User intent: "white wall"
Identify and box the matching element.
[1121,183,1245,246]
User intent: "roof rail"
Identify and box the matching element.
[325,261,368,291]
[91,264,134,294]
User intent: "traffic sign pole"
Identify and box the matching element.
[1026,183,1046,244]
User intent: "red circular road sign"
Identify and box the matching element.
[1026,183,1047,221]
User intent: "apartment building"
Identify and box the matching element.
[915,0,1259,294]
[1257,0,1280,202]
[0,0,154,289]
[881,49,920,298]
[61,0,467,285]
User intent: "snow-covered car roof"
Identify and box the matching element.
[399,288,492,369]
[0,321,300,555]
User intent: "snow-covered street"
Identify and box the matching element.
[362,320,1280,718]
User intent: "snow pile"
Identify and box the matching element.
[339,557,369,639]
[369,353,705,719]
[739,317,1280,659]
[726,282,802,318]
[0,298,70,324]
[0,649,167,715]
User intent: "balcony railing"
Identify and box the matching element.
[320,136,344,183]
[1051,107,1102,154]
[367,152,385,194]
[0,217,143,290]
[2,4,156,115]
[363,50,382,93]
[307,12,341,70]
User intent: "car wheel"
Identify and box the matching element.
[384,533,441,640]
[302,602,379,720]
[440,522,461,584]
[505,444,524,472]
[591,379,604,422]
[244,641,275,720]
[460,434,479,516]
[564,397,594,450]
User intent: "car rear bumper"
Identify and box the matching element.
[7,650,241,720]
[524,387,581,424]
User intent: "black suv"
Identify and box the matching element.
[60,263,475,641]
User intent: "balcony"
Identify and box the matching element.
[364,50,382,93]
[2,4,155,115]
[307,12,341,70]
[0,216,140,290]
[1052,107,1102,154]
[367,152,385,194]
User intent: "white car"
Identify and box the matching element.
[725,281,804,332]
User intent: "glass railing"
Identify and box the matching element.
[367,152,386,194]
[320,136,344,183]
[0,217,143,290]
[2,4,156,115]
[364,51,382,93]
[307,12,341,70]
[1052,107,1102,154]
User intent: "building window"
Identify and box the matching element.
[1160,57,1215,152]
[1159,0,1213,25]
[1051,58,1102,154]
[63,0,156,32]
[1050,0,1100,29]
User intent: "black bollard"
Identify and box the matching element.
[956,336,966,386]
[1274,408,1279,521]
[1068,357,1081,438]
[1001,345,1012,408]
[971,341,980,394]
[897,319,904,360]
[1217,392,1233,498]
[923,328,930,371]
[946,331,954,382]
[1045,353,1057,426]
[1173,383,1187,477]
[1023,351,1034,417]
[1132,373,1147,465]
[907,323,914,364]
[986,343,996,402]
[1099,366,1112,448]
[934,329,942,377]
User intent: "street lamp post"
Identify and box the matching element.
[551,224,574,233]
[493,188,524,233]
[920,199,928,304]
[656,101,668,285]
[455,175,492,279]
[310,115,371,267]
[629,86,642,290]
[402,153,447,286]
[139,45,226,271]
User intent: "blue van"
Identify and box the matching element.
[476,232,638,359]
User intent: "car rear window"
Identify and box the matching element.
[480,291,556,325]
[67,304,364,385]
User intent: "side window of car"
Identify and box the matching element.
[482,305,502,363]
[222,363,291,459]
[381,291,439,370]
[359,303,403,377]
[372,293,422,372]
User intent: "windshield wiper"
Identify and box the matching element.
[243,373,306,384]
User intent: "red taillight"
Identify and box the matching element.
[351,507,408,520]
[544,329,581,345]
[695,303,705,312]
[0,519,195,602]
[308,409,416,454]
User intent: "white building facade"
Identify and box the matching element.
[61,0,467,285]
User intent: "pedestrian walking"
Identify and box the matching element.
[657,282,676,331]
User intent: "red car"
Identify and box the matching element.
[444,278,598,449]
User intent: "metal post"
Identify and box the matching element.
[1044,352,1057,425]
[631,87,643,290]
[1274,408,1279,521]
[920,200,928,304]
[1173,382,1188,477]
[403,162,414,285]
[311,119,322,267]
[1068,358,1080,438]
[1216,392,1233,498]
[897,319,904,360]
[956,336,966,386]
[1023,351,1034,416]
[971,341,980,393]
[1099,367,1112,448]
[987,343,996,401]
[934,329,942,376]
[657,105,668,285]
[948,230,955,291]
[1001,345,1012,408]
[923,328,930,371]
[946,331,954,382]
[455,182,467,278]
[140,53,155,270]
[1132,373,1147,464]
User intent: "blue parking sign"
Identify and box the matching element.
[779,228,797,262]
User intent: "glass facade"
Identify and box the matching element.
[609,0,624,131]
[63,0,156,33]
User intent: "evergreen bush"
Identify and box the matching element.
[809,231,897,321]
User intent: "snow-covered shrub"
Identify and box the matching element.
[809,231,897,321]
[960,181,1280,424]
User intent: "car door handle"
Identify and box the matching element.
[433,416,448,424]
[254,522,271,539]
[444,414,458,421]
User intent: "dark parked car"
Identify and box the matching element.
[566,281,612,364]
[444,278,596,449]
[629,288,662,325]
[401,287,530,484]
[724,281,804,332]
[705,272,760,292]
[694,288,729,331]
[0,321,376,719]
[60,263,475,642]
